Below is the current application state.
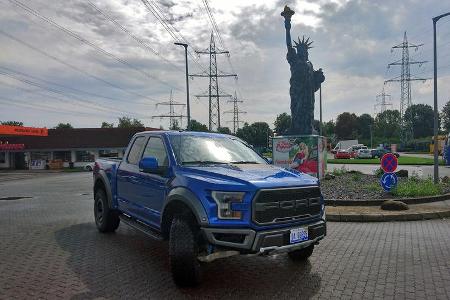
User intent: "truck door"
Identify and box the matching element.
[132,136,169,228]
[116,136,148,218]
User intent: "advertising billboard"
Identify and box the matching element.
[272,135,327,179]
[0,125,48,136]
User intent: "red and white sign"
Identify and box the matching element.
[381,153,398,173]
[0,125,48,136]
[0,143,25,150]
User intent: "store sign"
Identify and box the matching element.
[0,143,25,150]
[0,125,48,136]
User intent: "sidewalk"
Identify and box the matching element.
[326,199,450,222]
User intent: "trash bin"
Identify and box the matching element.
[69,161,74,169]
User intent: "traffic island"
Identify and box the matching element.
[326,201,450,222]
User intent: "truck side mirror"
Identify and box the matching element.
[139,156,159,174]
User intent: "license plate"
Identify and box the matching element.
[290,227,308,244]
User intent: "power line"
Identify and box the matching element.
[140,0,209,76]
[0,29,159,103]
[8,0,182,92]
[86,0,183,73]
[0,70,147,117]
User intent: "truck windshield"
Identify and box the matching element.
[170,135,267,165]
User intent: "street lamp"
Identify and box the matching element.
[432,12,450,184]
[174,42,191,130]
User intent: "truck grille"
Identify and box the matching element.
[253,187,322,225]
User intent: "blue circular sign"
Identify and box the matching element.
[380,172,398,192]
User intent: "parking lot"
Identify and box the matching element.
[1,172,450,299]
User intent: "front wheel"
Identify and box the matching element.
[169,216,202,287]
[288,245,314,261]
[94,189,120,233]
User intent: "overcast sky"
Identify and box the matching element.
[0,0,449,129]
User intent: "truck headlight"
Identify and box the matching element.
[211,191,245,220]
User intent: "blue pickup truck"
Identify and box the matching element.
[93,131,326,287]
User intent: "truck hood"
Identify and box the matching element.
[180,164,318,189]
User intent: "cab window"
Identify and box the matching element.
[143,137,168,167]
[127,136,146,165]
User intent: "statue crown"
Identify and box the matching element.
[293,36,313,50]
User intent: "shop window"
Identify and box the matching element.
[31,152,51,161]
[99,149,119,158]
[54,151,72,162]
[0,152,5,164]
[75,150,95,162]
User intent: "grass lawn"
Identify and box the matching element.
[328,156,444,165]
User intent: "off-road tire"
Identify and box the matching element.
[288,245,314,261]
[169,216,202,287]
[94,189,120,233]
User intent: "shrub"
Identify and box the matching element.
[351,172,362,182]
[391,178,442,197]
[331,166,348,176]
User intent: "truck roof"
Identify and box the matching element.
[135,130,234,139]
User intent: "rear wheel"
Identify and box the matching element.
[169,216,202,287]
[288,245,314,262]
[94,189,120,233]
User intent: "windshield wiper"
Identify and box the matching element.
[182,160,229,165]
[230,161,260,164]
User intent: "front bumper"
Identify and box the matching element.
[201,220,326,254]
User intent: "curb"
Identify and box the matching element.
[325,193,450,206]
[327,209,450,222]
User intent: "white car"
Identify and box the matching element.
[84,162,95,171]
[356,149,372,159]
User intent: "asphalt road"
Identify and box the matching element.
[0,172,450,299]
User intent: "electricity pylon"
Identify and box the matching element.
[384,31,428,144]
[152,90,185,129]
[224,91,246,134]
[191,32,237,131]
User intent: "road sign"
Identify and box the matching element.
[381,153,398,173]
[380,172,398,192]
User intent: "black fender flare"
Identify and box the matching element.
[162,187,209,227]
[93,171,113,208]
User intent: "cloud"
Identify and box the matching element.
[0,0,449,129]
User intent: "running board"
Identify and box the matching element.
[119,214,163,241]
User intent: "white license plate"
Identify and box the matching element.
[290,227,309,244]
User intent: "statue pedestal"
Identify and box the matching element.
[272,135,327,179]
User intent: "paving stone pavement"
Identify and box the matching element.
[0,173,449,299]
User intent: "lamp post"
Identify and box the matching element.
[432,12,450,184]
[174,42,191,130]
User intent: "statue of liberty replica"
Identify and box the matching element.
[281,5,325,135]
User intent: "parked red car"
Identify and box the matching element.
[334,150,351,159]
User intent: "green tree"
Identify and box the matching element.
[441,100,450,132]
[374,110,401,141]
[188,119,209,132]
[1,121,23,126]
[357,113,374,140]
[54,123,73,129]
[335,112,358,139]
[117,117,144,128]
[217,127,231,134]
[101,122,114,128]
[236,122,272,148]
[322,120,335,137]
[273,113,291,135]
[404,104,434,139]
[170,120,181,130]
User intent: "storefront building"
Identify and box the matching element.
[0,127,157,170]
